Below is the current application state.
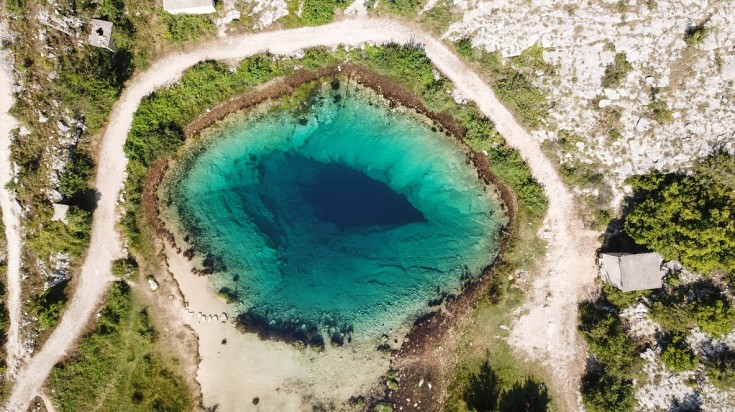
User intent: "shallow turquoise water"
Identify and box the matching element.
[165,82,504,342]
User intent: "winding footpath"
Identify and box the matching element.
[0,52,25,381]
[3,17,598,411]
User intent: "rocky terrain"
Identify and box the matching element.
[445,0,735,201]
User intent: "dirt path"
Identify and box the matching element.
[3,17,597,411]
[0,51,26,380]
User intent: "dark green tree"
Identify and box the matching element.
[623,162,735,275]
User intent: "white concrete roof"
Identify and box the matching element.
[88,19,115,50]
[600,252,664,292]
[163,0,216,14]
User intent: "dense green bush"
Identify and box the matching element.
[27,206,92,260]
[649,282,734,338]
[624,165,735,276]
[59,151,95,200]
[578,302,643,378]
[661,332,697,372]
[48,281,192,411]
[581,372,637,412]
[601,53,632,89]
[602,284,649,311]
[30,281,68,331]
[494,71,549,130]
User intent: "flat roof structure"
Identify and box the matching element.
[87,19,115,51]
[600,252,665,292]
[163,0,217,15]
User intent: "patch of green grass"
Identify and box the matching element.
[159,12,215,43]
[453,40,551,130]
[30,281,68,331]
[281,0,349,26]
[381,0,423,17]
[648,98,673,123]
[419,0,457,35]
[47,281,192,411]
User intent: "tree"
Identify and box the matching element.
[623,163,735,275]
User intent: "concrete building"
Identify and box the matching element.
[163,0,217,15]
[87,19,115,51]
[600,252,665,292]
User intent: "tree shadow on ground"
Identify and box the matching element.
[463,361,550,412]
[498,377,550,412]
[463,360,501,412]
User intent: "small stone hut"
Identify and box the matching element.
[162,0,216,14]
[88,19,115,51]
[599,252,665,292]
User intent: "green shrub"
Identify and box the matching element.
[30,281,68,331]
[578,302,643,378]
[581,372,637,412]
[661,333,697,372]
[624,166,735,275]
[649,282,735,338]
[704,350,735,390]
[494,71,549,129]
[301,0,348,25]
[27,206,92,261]
[602,284,649,311]
[456,37,474,58]
[648,98,673,123]
[373,402,394,412]
[59,150,94,200]
[684,25,710,46]
[111,255,139,280]
[5,0,25,12]
[383,0,422,16]
[601,53,632,88]
[511,45,553,75]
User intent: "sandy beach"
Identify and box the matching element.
[164,241,395,410]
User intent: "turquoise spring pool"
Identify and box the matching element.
[163,80,505,343]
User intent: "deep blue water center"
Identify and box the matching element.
[165,82,505,340]
[301,159,426,229]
